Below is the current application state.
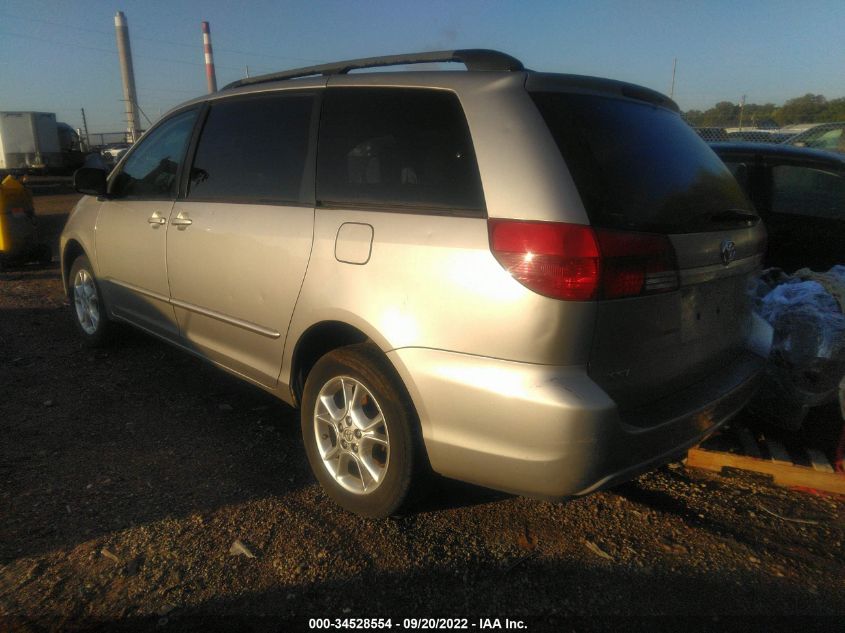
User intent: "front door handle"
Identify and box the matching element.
[171,214,192,227]
[147,215,166,225]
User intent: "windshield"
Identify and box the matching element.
[531,91,756,233]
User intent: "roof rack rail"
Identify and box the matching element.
[222,49,524,91]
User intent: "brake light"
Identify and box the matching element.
[489,220,600,300]
[489,220,678,301]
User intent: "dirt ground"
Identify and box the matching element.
[32,193,81,217]
[0,197,843,632]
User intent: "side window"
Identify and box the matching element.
[188,93,314,203]
[772,164,845,220]
[110,109,197,199]
[317,88,485,213]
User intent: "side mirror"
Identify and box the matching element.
[73,167,107,197]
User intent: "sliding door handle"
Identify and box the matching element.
[171,213,192,227]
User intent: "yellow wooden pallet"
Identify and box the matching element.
[686,426,845,495]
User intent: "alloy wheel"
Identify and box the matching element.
[313,376,390,494]
[73,268,100,335]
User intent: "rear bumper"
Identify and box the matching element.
[387,348,764,499]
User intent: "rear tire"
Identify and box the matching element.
[301,343,421,518]
[69,254,113,347]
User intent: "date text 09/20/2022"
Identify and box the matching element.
[308,618,528,630]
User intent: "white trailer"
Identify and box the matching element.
[0,111,63,173]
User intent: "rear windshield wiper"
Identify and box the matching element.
[708,209,760,227]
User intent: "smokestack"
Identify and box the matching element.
[202,21,218,93]
[114,11,140,142]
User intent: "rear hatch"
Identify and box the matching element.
[529,81,766,413]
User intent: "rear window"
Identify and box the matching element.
[531,92,753,233]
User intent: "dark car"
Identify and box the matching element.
[711,142,845,271]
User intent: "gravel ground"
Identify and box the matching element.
[0,202,843,632]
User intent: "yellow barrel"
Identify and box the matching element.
[0,175,37,257]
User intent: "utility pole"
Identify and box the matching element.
[738,94,746,131]
[202,21,218,93]
[670,57,677,100]
[245,65,250,78]
[80,108,90,149]
[114,11,140,142]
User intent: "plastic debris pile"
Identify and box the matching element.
[748,265,845,429]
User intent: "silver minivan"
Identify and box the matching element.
[62,50,765,517]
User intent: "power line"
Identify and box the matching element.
[133,86,203,95]
[122,99,154,126]
[206,44,324,64]
[0,30,272,73]
[0,12,324,65]
[0,30,118,57]
[0,12,116,37]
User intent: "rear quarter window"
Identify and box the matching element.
[317,88,485,215]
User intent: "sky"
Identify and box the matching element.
[1,0,844,134]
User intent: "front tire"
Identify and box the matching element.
[301,343,421,518]
[69,254,112,347]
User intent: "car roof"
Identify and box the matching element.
[169,69,677,117]
[165,49,678,117]
[709,141,845,166]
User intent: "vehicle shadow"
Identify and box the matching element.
[413,476,512,514]
[55,554,845,633]
[611,468,837,566]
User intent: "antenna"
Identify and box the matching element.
[670,57,677,99]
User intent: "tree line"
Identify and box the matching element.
[684,94,845,128]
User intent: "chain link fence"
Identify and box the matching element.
[689,121,845,151]
[84,132,133,149]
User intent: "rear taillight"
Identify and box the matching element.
[489,220,678,301]
[489,220,600,300]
